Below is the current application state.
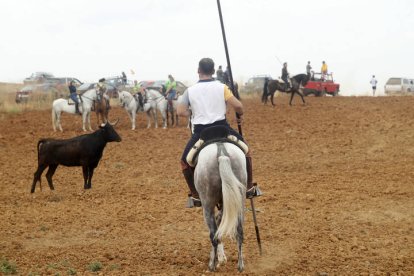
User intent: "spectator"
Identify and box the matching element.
[122,72,127,85]
[216,65,224,83]
[321,61,328,81]
[370,75,378,96]
[306,61,312,79]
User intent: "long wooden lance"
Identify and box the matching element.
[216,0,262,255]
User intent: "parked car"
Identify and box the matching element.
[77,82,118,98]
[384,77,414,94]
[15,78,83,103]
[139,80,188,95]
[240,75,272,94]
[23,72,55,84]
[303,73,340,96]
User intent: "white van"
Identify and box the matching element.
[384,77,414,94]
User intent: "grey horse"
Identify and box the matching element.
[194,142,246,272]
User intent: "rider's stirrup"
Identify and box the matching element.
[246,183,263,199]
[186,196,201,208]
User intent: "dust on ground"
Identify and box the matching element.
[0,95,413,275]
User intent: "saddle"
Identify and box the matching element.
[186,125,249,167]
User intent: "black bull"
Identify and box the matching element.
[31,122,121,193]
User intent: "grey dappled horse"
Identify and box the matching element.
[264,73,309,106]
[118,90,151,130]
[51,89,98,132]
[195,142,246,272]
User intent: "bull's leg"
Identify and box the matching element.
[86,167,95,189]
[82,166,89,189]
[45,164,58,191]
[31,164,48,193]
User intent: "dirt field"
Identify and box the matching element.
[0,95,413,275]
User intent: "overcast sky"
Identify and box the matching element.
[1,0,413,95]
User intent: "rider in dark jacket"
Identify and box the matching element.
[69,81,80,114]
[281,62,290,90]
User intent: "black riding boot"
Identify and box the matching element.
[106,99,111,110]
[75,103,81,115]
[182,165,201,208]
[246,154,262,199]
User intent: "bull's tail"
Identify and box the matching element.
[31,140,46,193]
[216,153,245,241]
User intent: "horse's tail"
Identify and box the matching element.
[216,152,246,241]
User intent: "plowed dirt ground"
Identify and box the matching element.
[0,95,413,275]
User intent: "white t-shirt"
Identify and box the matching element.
[370,78,378,87]
[179,79,233,125]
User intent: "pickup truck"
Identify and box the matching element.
[303,73,340,96]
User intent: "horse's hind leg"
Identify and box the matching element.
[299,90,306,105]
[236,218,245,272]
[45,164,58,191]
[215,209,227,266]
[271,93,276,107]
[204,207,218,271]
[289,91,295,106]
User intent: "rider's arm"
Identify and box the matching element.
[224,86,243,115]
[177,89,191,117]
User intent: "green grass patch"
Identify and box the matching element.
[87,261,103,272]
[0,258,17,275]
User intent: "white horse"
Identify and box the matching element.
[195,142,246,272]
[51,89,98,132]
[118,90,152,130]
[144,89,167,129]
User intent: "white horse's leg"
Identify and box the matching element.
[145,110,151,128]
[131,111,136,130]
[88,112,93,131]
[153,108,158,129]
[82,112,87,132]
[57,112,63,132]
[160,105,167,129]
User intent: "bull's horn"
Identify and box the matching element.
[109,118,120,126]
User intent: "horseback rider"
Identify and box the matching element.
[133,80,144,108]
[68,80,81,115]
[281,62,290,91]
[96,78,111,110]
[165,74,177,112]
[177,57,260,207]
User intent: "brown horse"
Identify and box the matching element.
[94,91,111,125]
[263,74,309,106]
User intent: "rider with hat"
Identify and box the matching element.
[177,57,260,207]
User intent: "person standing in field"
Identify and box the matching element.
[321,61,328,81]
[306,61,312,80]
[370,75,378,96]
